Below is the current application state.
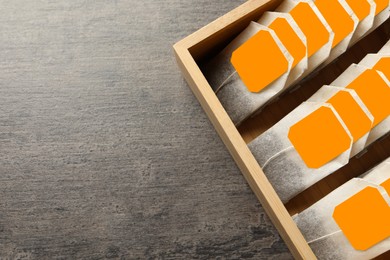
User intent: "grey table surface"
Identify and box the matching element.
[0,1,292,259]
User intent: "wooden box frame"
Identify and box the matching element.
[173,0,389,259]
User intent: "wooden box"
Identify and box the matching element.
[173,0,390,258]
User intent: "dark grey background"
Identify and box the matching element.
[0,1,291,259]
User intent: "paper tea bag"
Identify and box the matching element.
[307,86,373,156]
[366,0,390,35]
[331,64,390,146]
[277,0,334,77]
[345,0,376,45]
[313,0,358,64]
[257,12,308,86]
[248,102,353,203]
[210,22,294,125]
[294,178,390,259]
[294,178,390,244]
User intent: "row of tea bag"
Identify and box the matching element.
[248,41,390,203]
[204,0,390,125]
[293,157,390,259]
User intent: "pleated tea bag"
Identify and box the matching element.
[257,12,308,86]
[345,0,376,45]
[212,22,294,125]
[331,64,390,147]
[248,102,353,203]
[313,0,358,64]
[307,86,373,156]
[277,0,334,77]
[295,178,390,260]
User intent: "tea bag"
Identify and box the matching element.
[307,86,374,156]
[345,0,376,45]
[257,12,308,85]
[277,0,334,77]
[294,177,390,259]
[248,102,353,203]
[313,0,359,64]
[212,22,294,125]
[331,64,390,147]
[294,178,390,244]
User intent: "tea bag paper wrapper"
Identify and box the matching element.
[307,85,374,156]
[347,0,376,46]
[248,102,352,203]
[257,12,308,86]
[294,178,390,259]
[204,22,294,125]
[313,0,359,65]
[277,0,334,78]
[331,64,390,147]
[379,39,390,54]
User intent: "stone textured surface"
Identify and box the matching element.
[0,0,291,259]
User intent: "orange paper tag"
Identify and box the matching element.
[374,0,388,15]
[345,0,372,21]
[289,2,330,56]
[373,57,390,79]
[268,17,307,67]
[231,30,289,93]
[333,186,390,250]
[288,106,351,168]
[346,69,390,127]
[381,179,390,195]
[315,0,355,47]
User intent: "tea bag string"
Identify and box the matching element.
[262,146,294,169]
[215,71,238,94]
[307,230,342,244]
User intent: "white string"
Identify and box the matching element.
[215,71,238,94]
[262,146,294,169]
[307,230,342,244]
